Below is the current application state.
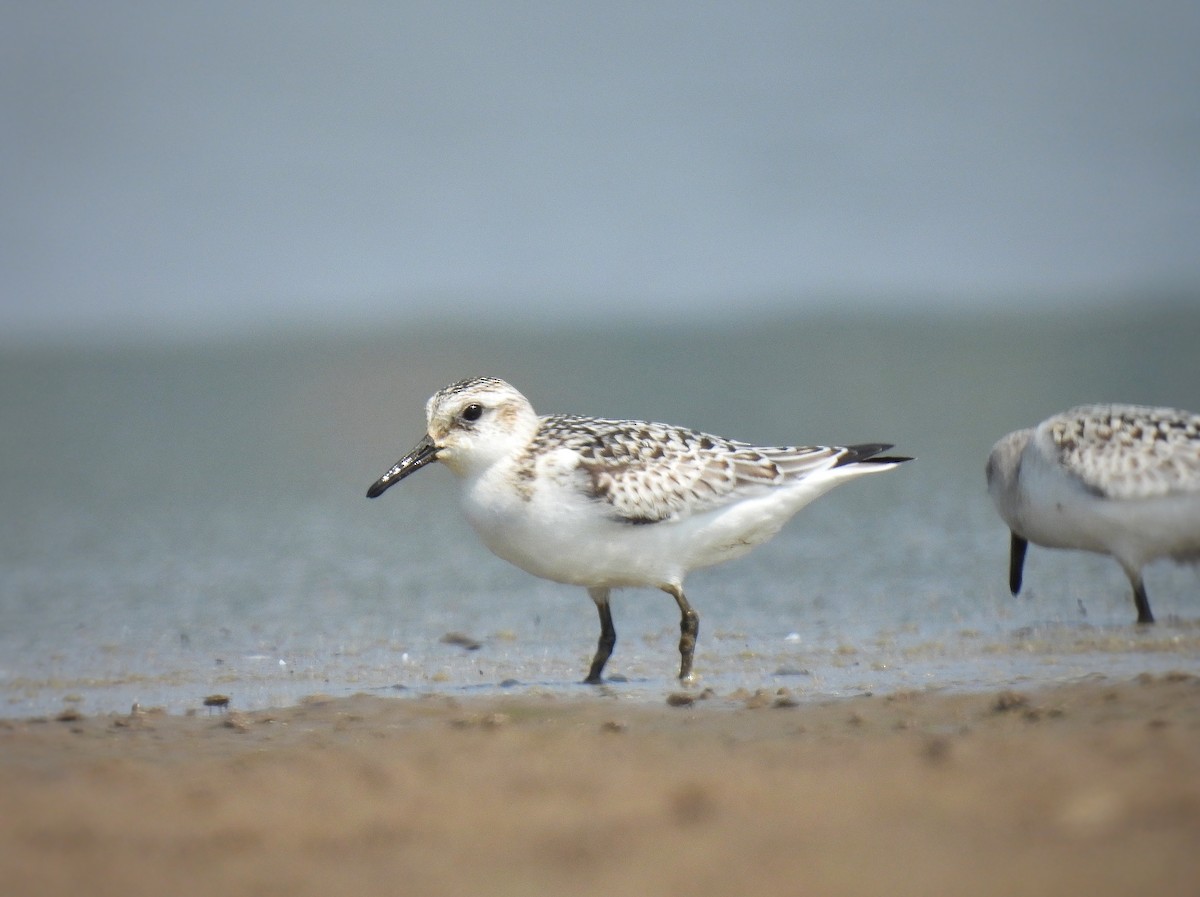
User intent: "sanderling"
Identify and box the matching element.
[986,404,1200,623]
[367,377,911,683]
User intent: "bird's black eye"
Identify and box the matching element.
[461,403,484,422]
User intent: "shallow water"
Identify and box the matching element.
[2,306,1198,717]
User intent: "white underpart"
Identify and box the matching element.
[465,443,890,589]
[987,404,1200,581]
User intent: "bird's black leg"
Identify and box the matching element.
[663,584,699,682]
[1009,532,1028,595]
[1131,574,1155,625]
[585,587,616,683]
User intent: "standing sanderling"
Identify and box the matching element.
[986,404,1200,624]
[367,377,912,683]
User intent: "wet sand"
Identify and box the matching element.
[2,674,1198,897]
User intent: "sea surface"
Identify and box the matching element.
[2,305,1198,718]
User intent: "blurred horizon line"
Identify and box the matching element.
[5,284,1200,352]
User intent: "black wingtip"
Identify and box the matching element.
[839,443,914,466]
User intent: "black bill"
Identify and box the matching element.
[1008,531,1028,595]
[366,433,439,498]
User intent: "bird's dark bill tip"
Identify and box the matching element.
[365,476,393,499]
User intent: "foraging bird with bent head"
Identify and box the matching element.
[987,404,1200,624]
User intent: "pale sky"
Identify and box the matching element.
[2,1,1198,342]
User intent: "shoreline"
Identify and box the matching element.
[3,673,1198,896]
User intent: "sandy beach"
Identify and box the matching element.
[2,674,1198,897]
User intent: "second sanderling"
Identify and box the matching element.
[987,403,1200,623]
[367,377,912,683]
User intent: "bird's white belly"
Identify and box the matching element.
[1017,463,1200,568]
[455,442,888,590]
[461,476,795,589]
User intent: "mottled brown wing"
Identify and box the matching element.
[546,416,843,524]
[1048,405,1200,500]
